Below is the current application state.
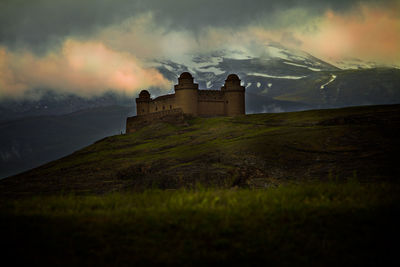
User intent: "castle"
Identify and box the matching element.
[126,72,245,133]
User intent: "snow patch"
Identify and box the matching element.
[267,83,272,88]
[257,82,261,88]
[206,81,212,88]
[283,61,306,68]
[199,66,225,75]
[246,82,252,88]
[226,50,252,60]
[308,67,322,72]
[163,64,175,72]
[320,74,337,89]
[185,55,225,75]
[266,46,289,60]
[249,73,306,80]
[283,61,321,71]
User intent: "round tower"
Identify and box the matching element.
[174,72,199,115]
[136,90,151,116]
[222,74,245,116]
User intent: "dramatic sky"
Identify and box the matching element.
[0,0,399,98]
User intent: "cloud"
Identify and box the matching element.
[280,32,303,47]
[297,3,400,65]
[0,0,139,53]
[0,0,395,51]
[0,40,171,99]
[0,0,399,99]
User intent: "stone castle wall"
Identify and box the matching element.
[148,94,176,113]
[126,72,245,133]
[197,90,225,116]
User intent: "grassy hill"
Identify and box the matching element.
[1,104,399,196]
[1,104,399,265]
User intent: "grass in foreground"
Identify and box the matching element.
[1,182,399,266]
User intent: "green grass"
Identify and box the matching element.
[1,182,399,266]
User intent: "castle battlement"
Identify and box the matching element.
[126,72,245,133]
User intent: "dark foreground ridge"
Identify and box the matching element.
[1,104,400,197]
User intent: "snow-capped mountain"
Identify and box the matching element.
[154,43,400,113]
[156,43,338,91]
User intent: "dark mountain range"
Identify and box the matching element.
[0,106,131,179]
[0,91,133,122]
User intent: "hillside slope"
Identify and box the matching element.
[1,104,399,196]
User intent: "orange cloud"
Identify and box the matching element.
[2,4,399,100]
[0,40,171,99]
[298,4,400,65]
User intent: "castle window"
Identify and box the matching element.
[226,101,229,104]
[163,106,165,110]
[156,107,158,111]
[170,105,172,109]
[142,109,144,112]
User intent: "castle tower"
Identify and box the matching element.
[222,74,245,116]
[174,72,199,115]
[136,90,151,116]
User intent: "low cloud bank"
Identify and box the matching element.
[0,39,171,99]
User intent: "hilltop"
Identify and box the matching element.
[1,104,399,197]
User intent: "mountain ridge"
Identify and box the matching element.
[0,105,132,179]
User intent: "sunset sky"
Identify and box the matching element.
[0,0,399,98]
